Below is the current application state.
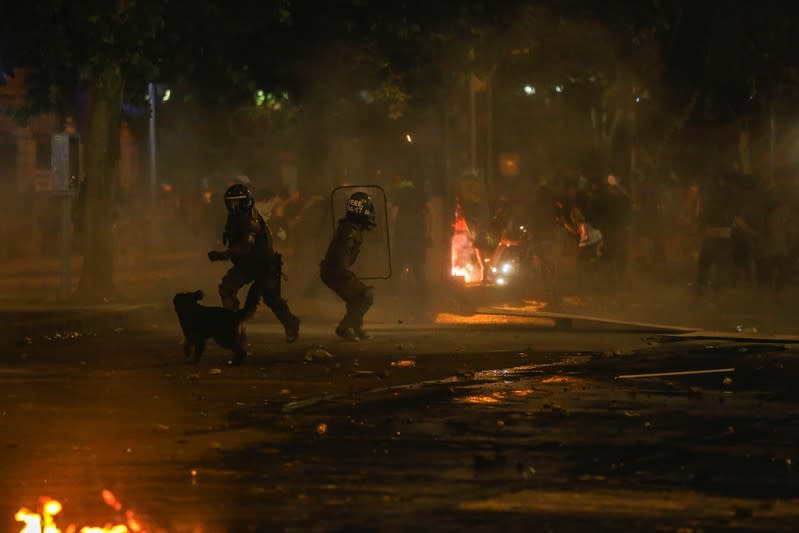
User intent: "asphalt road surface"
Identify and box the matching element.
[1,315,798,532]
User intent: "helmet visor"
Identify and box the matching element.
[225,195,250,213]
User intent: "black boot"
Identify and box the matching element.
[354,327,372,340]
[284,314,300,343]
[336,325,360,341]
[228,349,247,366]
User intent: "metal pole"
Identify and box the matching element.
[148,82,157,209]
[469,74,477,174]
[442,108,453,283]
[616,368,735,380]
[769,102,776,182]
[59,194,72,301]
[630,107,637,191]
[486,76,494,187]
[443,108,451,184]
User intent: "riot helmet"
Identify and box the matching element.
[346,191,376,227]
[224,184,254,214]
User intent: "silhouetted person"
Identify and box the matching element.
[320,192,376,341]
[595,174,633,298]
[208,183,300,344]
[695,173,735,301]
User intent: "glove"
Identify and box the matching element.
[208,250,228,262]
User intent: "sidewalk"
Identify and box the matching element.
[2,252,798,346]
[0,251,436,344]
[0,251,207,302]
[0,303,163,346]
[0,252,204,344]
[546,278,799,335]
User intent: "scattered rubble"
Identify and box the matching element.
[43,330,91,342]
[305,347,335,362]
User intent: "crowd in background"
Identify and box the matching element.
[484,167,799,305]
[3,166,798,310]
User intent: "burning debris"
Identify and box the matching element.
[450,205,483,285]
[15,490,146,533]
[449,201,526,288]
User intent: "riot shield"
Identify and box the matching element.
[330,185,392,279]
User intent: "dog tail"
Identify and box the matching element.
[237,282,261,322]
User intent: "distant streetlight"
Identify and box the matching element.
[254,89,266,106]
[555,85,563,93]
[358,90,374,103]
[523,85,536,95]
[145,83,171,217]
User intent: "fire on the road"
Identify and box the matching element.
[15,490,145,533]
[450,207,482,284]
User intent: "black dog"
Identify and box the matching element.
[173,282,260,365]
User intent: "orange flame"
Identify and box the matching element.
[450,205,483,284]
[15,491,146,533]
[101,491,121,512]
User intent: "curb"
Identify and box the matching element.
[0,304,166,346]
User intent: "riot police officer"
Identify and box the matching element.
[320,191,375,341]
[209,184,300,343]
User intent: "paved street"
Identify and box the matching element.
[1,310,798,532]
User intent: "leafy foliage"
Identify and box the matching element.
[2,0,165,116]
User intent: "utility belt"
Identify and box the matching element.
[234,252,284,280]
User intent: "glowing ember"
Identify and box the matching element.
[15,491,146,533]
[540,375,589,388]
[541,376,574,384]
[460,391,507,404]
[461,395,501,404]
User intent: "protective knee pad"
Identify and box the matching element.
[356,286,374,313]
[363,286,374,306]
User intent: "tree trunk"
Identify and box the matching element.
[738,122,751,174]
[590,102,621,171]
[768,102,776,184]
[73,64,124,304]
[604,108,621,169]
[654,91,698,172]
